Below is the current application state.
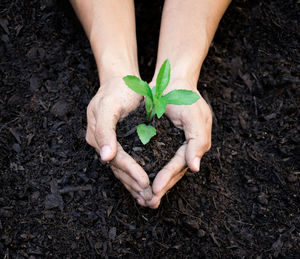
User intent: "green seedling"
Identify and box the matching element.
[123,59,200,144]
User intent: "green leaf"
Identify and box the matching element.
[137,124,156,145]
[163,89,200,105]
[151,86,156,96]
[123,75,152,99]
[156,59,170,98]
[154,96,168,119]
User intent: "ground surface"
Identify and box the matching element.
[0,0,299,258]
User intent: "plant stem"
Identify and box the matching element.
[147,107,154,122]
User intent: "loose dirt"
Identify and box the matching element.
[0,0,299,257]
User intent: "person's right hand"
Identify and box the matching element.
[85,78,153,202]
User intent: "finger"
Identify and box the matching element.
[110,165,143,199]
[85,128,100,151]
[111,166,150,206]
[123,183,147,207]
[111,165,144,193]
[146,145,187,209]
[147,168,188,209]
[85,106,101,151]
[93,99,120,162]
[183,110,212,172]
[111,143,151,193]
[152,144,187,194]
[123,181,148,207]
[114,169,148,207]
[111,164,152,201]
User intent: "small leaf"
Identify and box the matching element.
[123,75,152,99]
[154,97,167,119]
[137,124,156,145]
[156,59,170,98]
[163,89,200,105]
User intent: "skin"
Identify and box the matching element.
[70,0,231,209]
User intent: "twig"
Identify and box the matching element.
[58,185,92,194]
[117,127,136,138]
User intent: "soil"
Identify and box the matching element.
[117,104,184,179]
[0,0,299,258]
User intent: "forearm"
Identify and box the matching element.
[154,0,231,86]
[70,0,139,84]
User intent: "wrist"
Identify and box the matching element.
[96,50,140,85]
[151,58,203,90]
[170,58,202,88]
[153,30,210,87]
[96,77,143,104]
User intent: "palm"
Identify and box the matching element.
[144,80,212,208]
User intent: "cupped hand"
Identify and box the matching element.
[85,78,153,203]
[145,79,212,209]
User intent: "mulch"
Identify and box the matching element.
[0,0,299,257]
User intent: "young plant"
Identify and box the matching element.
[123,59,200,144]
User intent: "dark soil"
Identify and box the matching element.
[117,104,184,179]
[0,0,299,258]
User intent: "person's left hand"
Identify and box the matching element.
[141,79,212,209]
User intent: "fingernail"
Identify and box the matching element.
[193,157,200,172]
[100,145,111,161]
[140,186,153,201]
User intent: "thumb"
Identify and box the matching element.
[94,105,120,162]
[184,114,211,172]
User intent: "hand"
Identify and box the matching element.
[85,78,153,202]
[145,79,212,209]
